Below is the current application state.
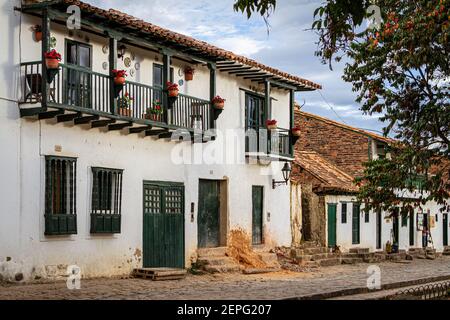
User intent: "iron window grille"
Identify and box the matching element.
[90,167,123,233]
[44,156,77,235]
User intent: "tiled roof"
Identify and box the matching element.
[295,107,395,144]
[293,150,359,194]
[34,0,321,90]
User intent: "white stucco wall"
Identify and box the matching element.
[0,6,293,281]
[325,195,447,253]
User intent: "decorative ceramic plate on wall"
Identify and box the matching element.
[129,68,135,77]
[135,62,140,70]
[124,57,132,68]
[102,62,108,70]
[102,45,108,54]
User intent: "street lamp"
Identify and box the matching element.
[272,162,292,189]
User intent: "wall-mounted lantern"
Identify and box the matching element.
[272,162,292,189]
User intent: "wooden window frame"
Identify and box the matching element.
[44,156,77,235]
[341,202,347,224]
[90,167,124,234]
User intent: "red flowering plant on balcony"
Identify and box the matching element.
[144,100,163,121]
[44,49,61,69]
[112,69,128,85]
[212,95,226,109]
[266,119,278,130]
[166,81,179,97]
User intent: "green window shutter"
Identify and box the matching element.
[364,208,370,223]
[44,156,77,235]
[90,167,124,233]
[401,213,408,227]
[341,203,347,224]
[352,203,360,244]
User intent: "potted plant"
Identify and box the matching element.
[31,25,42,42]
[184,66,195,81]
[291,126,301,137]
[166,81,179,97]
[212,95,226,109]
[117,92,133,117]
[266,119,278,130]
[112,69,127,85]
[44,49,61,69]
[144,100,163,121]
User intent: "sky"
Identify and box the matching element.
[88,0,386,134]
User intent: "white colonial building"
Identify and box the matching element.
[0,0,321,281]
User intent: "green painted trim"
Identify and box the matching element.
[143,180,185,187]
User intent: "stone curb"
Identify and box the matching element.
[284,275,450,300]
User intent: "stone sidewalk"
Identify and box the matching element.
[0,257,449,300]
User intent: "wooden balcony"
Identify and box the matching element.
[245,127,295,160]
[20,61,214,136]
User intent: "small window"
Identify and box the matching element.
[44,156,77,235]
[365,210,370,223]
[376,143,386,159]
[341,203,347,224]
[90,167,123,233]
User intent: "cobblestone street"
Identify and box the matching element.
[1,257,449,300]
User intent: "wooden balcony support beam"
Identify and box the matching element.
[128,126,152,134]
[145,129,169,137]
[38,109,64,120]
[57,112,82,123]
[158,132,174,139]
[108,122,133,131]
[91,119,116,128]
[73,115,99,125]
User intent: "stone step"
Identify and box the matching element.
[341,257,363,265]
[349,248,370,254]
[242,267,280,275]
[295,255,313,264]
[204,264,241,273]
[197,256,236,266]
[257,252,281,268]
[302,261,320,268]
[197,247,227,257]
[310,253,334,261]
[316,258,341,267]
[304,247,329,255]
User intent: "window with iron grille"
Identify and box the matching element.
[44,156,77,235]
[90,167,123,233]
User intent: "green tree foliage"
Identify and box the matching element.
[235,0,450,212]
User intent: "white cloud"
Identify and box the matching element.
[213,36,270,56]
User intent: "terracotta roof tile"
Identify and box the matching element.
[294,150,359,194]
[52,0,321,90]
[295,106,395,144]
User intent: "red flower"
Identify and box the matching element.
[166,81,178,91]
[212,95,225,103]
[155,105,161,110]
[266,119,277,126]
[112,69,127,78]
[44,49,62,61]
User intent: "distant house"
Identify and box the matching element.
[291,108,449,254]
[0,0,320,281]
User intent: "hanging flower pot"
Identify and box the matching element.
[166,81,179,97]
[44,49,62,70]
[184,67,195,81]
[112,69,127,85]
[31,25,42,42]
[266,119,278,131]
[212,95,225,109]
[291,126,301,137]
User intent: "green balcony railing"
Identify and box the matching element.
[20,61,212,131]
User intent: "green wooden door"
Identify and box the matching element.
[327,204,337,248]
[443,214,448,246]
[252,186,264,245]
[143,181,185,268]
[352,203,360,244]
[198,180,221,248]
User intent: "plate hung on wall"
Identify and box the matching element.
[178,79,184,86]
[134,62,140,70]
[102,45,108,54]
[178,68,183,77]
[124,57,132,68]
[130,52,136,61]
[102,62,108,71]
[130,68,135,77]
